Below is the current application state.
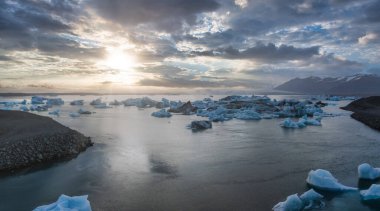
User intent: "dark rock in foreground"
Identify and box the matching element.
[341,96,380,131]
[190,121,212,130]
[0,110,93,172]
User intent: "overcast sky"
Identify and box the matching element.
[0,0,379,93]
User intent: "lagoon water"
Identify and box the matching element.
[0,95,380,211]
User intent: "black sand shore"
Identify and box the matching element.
[0,110,93,172]
[341,96,380,131]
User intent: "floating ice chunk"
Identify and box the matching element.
[360,184,380,201]
[300,189,324,209]
[306,169,357,191]
[90,98,102,106]
[301,115,322,126]
[78,108,91,115]
[70,100,84,106]
[20,105,29,112]
[161,98,170,108]
[48,109,60,116]
[46,98,64,106]
[273,189,324,211]
[151,109,172,118]
[93,103,111,109]
[31,96,46,104]
[272,194,303,211]
[281,118,306,128]
[30,105,48,112]
[358,163,380,180]
[33,194,92,211]
[190,120,212,130]
[109,100,123,106]
[70,112,80,118]
[234,110,261,120]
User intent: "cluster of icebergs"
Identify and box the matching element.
[274,163,380,210]
[280,115,322,129]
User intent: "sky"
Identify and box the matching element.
[0,0,379,93]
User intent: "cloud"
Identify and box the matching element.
[90,0,220,32]
[191,42,320,61]
[358,33,379,45]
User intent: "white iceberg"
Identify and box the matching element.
[70,100,84,106]
[358,163,380,180]
[306,169,357,191]
[272,194,303,211]
[33,194,92,211]
[360,184,380,201]
[151,109,172,118]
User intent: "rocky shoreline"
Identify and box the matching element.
[341,96,380,131]
[0,110,93,172]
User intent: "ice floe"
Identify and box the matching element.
[273,189,324,211]
[48,109,60,116]
[151,109,172,118]
[358,163,380,180]
[33,194,92,211]
[70,100,84,106]
[306,169,357,191]
[78,108,92,115]
[46,98,64,106]
[70,112,80,118]
[31,96,46,104]
[360,184,380,201]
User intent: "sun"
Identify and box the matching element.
[104,47,136,71]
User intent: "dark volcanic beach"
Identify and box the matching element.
[342,96,380,131]
[0,110,92,172]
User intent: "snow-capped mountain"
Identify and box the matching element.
[275,74,380,95]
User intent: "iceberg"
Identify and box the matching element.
[300,115,322,126]
[272,194,303,211]
[48,109,60,116]
[31,96,46,104]
[109,100,123,106]
[234,110,262,120]
[70,100,84,106]
[151,109,172,118]
[30,105,48,112]
[358,163,380,180]
[360,184,380,201]
[190,120,212,130]
[78,108,91,115]
[46,98,64,106]
[70,112,80,118]
[33,194,92,211]
[89,98,102,106]
[306,169,357,191]
[299,189,324,209]
[20,105,29,112]
[281,118,306,129]
[273,189,324,211]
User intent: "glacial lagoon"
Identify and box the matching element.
[0,95,379,211]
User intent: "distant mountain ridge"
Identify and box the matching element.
[275,74,380,96]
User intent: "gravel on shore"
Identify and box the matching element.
[341,96,380,131]
[0,110,93,172]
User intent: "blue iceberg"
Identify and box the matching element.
[358,163,380,180]
[151,109,172,118]
[70,100,84,106]
[306,169,357,191]
[360,184,380,201]
[273,189,324,211]
[33,194,92,211]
